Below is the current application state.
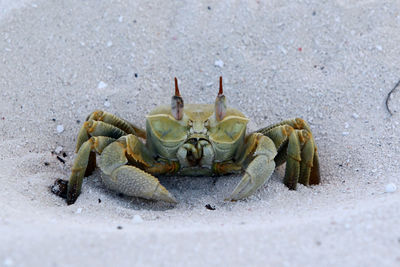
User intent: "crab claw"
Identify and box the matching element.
[171,77,184,120]
[226,157,275,200]
[99,137,178,204]
[226,133,277,201]
[215,76,227,121]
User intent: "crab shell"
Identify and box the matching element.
[146,104,249,176]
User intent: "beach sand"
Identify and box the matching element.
[0,0,399,266]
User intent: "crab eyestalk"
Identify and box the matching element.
[215,76,227,121]
[171,77,184,120]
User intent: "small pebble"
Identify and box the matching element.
[56,125,64,133]
[385,183,397,193]
[214,59,224,68]
[118,16,123,22]
[76,208,82,214]
[3,258,13,266]
[376,45,382,51]
[342,132,349,136]
[98,81,108,89]
[279,45,288,55]
[104,100,111,107]
[132,214,143,224]
[352,113,359,119]
[55,146,63,154]
[107,41,113,47]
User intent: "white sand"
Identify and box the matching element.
[1,0,400,266]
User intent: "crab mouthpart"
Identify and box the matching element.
[181,138,210,166]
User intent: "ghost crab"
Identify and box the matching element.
[52,77,320,205]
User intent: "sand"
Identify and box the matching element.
[0,0,399,266]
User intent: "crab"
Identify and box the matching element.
[52,77,320,205]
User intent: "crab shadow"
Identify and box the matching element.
[76,167,286,211]
[77,168,254,211]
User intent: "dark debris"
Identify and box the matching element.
[56,156,65,164]
[386,79,400,116]
[205,204,216,210]
[51,179,68,199]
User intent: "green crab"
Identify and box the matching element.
[52,77,320,205]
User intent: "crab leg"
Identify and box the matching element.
[256,118,320,189]
[86,110,146,139]
[75,110,146,153]
[284,130,301,189]
[75,120,127,152]
[63,136,115,204]
[98,134,177,203]
[226,133,277,201]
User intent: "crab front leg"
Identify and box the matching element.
[225,133,277,201]
[98,134,178,203]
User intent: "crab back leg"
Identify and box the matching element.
[75,110,146,153]
[98,134,177,203]
[86,110,146,139]
[75,120,128,152]
[225,133,277,201]
[256,118,320,189]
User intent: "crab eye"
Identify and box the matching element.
[215,76,227,121]
[171,77,184,120]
